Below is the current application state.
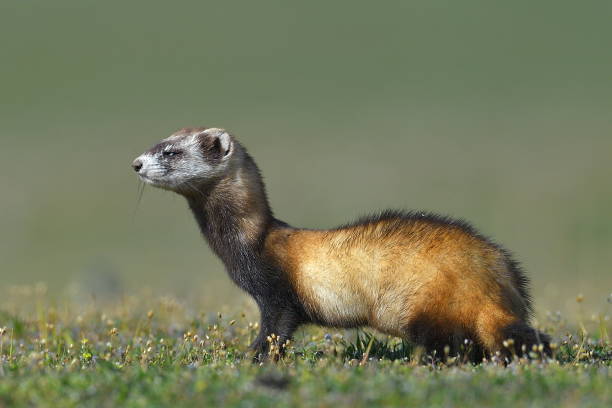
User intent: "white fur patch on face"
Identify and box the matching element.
[135,128,235,192]
[135,152,166,183]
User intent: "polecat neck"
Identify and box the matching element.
[186,152,275,276]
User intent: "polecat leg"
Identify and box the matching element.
[499,321,551,358]
[474,306,516,360]
[251,302,301,362]
[475,307,551,361]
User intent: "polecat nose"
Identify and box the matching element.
[132,159,143,172]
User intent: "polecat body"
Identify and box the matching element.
[133,127,550,361]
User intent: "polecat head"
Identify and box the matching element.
[132,127,236,194]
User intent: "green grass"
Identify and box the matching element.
[0,290,609,407]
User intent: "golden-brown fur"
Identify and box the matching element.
[265,214,536,357]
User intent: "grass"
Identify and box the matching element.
[0,288,610,407]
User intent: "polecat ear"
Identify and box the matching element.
[215,131,233,158]
[199,128,233,159]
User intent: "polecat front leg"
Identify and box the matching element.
[250,300,302,362]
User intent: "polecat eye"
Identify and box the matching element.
[163,151,180,157]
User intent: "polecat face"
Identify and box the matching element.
[132,127,234,193]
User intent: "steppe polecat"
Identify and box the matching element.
[132,127,550,361]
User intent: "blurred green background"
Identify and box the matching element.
[1,1,610,315]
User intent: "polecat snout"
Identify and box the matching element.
[133,127,550,362]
